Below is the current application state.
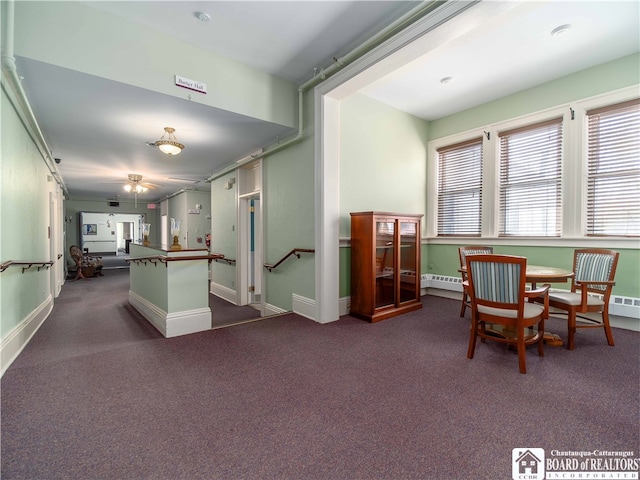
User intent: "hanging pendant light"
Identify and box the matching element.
[155,127,184,156]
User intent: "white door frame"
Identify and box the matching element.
[236,161,264,314]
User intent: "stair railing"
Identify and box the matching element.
[264,248,315,272]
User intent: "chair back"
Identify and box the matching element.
[70,245,83,265]
[459,246,494,269]
[466,254,527,311]
[573,249,619,294]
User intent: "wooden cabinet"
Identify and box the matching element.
[350,212,422,322]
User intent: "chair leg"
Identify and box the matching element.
[567,310,577,350]
[537,321,545,358]
[517,330,527,374]
[467,318,478,359]
[602,310,615,347]
[460,292,467,317]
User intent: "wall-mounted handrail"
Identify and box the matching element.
[126,254,224,268]
[1,260,54,274]
[211,253,236,265]
[264,248,315,272]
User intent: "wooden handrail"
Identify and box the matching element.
[126,254,224,267]
[1,260,54,274]
[264,248,315,272]
[214,258,236,265]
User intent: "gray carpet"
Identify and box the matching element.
[2,269,638,479]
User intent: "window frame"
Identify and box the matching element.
[497,116,564,237]
[426,85,639,248]
[435,136,484,237]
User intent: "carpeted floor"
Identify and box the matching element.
[1,269,638,479]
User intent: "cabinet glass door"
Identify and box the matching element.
[375,220,395,308]
[399,221,417,303]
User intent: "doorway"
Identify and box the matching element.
[237,160,263,313]
[117,222,134,254]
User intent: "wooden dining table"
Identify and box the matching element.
[459,263,574,346]
[459,264,574,285]
[522,264,574,287]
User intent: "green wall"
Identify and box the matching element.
[210,172,239,291]
[339,93,429,297]
[340,93,429,237]
[339,55,640,300]
[15,1,297,129]
[428,53,640,140]
[262,91,316,310]
[1,86,56,338]
[426,244,639,298]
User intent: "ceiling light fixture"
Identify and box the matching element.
[551,24,571,37]
[123,174,148,194]
[155,127,184,156]
[196,12,211,22]
[123,174,148,207]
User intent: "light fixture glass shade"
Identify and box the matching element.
[156,127,184,156]
[170,218,182,250]
[142,223,151,246]
[123,184,148,193]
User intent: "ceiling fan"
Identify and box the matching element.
[122,174,158,206]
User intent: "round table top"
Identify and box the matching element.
[525,265,573,282]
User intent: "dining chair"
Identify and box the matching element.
[458,246,494,317]
[466,254,549,374]
[547,249,619,350]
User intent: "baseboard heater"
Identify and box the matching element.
[421,273,640,321]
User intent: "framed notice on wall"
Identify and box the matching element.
[84,224,97,235]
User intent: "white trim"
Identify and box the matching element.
[1,295,53,377]
[339,296,350,317]
[210,281,238,305]
[292,293,316,321]
[129,290,211,338]
[314,0,474,324]
[314,92,341,324]
[264,303,288,317]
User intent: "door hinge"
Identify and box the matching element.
[249,206,255,213]
[249,286,255,292]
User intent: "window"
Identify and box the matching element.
[498,118,562,236]
[586,99,640,237]
[436,138,483,236]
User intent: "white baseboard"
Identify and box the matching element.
[292,293,316,321]
[1,295,53,377]
[264,303,288,317]
[129,290,211,338]
[340,296,350,317]
[210,282,237,305]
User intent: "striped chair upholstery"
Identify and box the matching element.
[469,261,521,304]
[574,251,616,292]
[547,249,619,350]
[458,246,494,317]
[466,254,549,374]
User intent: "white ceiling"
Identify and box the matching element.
[14,1,639,202]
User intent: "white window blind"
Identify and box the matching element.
[436,138,483,236]
[498,118,562,236]
[586,98,640,237]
